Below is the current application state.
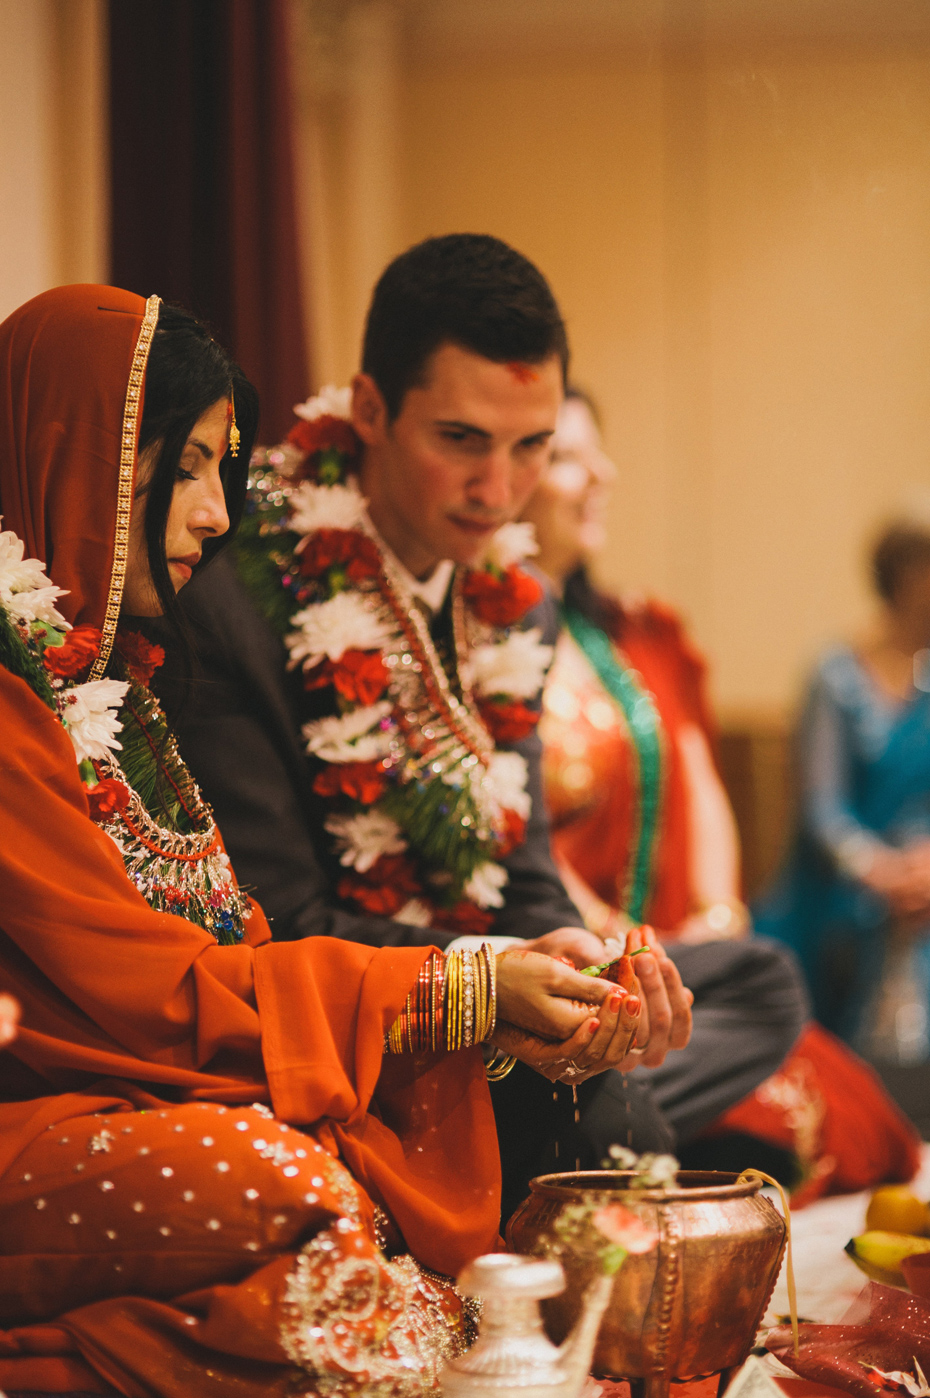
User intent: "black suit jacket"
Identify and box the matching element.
[153,553,583,947]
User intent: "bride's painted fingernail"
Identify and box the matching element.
[589,1019,600,1033]
[625,996,641,1016]
[609,994,623,1013]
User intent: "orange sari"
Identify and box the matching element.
[0,287,499,1396]
[541,596,919,1204]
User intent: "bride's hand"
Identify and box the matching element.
[494,946,612,1041]
[491,988,642,1083]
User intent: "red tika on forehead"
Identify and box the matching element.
[506,362,539,384]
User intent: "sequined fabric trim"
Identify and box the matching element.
[89,293,161,681]
[281,1223,467,1396]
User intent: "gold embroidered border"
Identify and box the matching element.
[90,293,161,681]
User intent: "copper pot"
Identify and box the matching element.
[506,1171,785,1394]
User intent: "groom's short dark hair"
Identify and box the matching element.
[361,233,569,419]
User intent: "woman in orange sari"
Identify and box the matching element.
[523,388,921,1205]
[0,289,640,1398]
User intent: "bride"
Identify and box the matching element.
[0,285,641,1398]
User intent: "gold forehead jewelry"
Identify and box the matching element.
[229,392,240,458]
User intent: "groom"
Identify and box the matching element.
[158,234,805,1215]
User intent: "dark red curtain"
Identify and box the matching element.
[109,0,309,441]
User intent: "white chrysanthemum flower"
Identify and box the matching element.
[287,591,395,669]
[484,521,539,571]
[392,899,433,927]
[468,627,553,700]
[0,525,69,626]
[293,385,352,421]
[302,701,394,763]
[485,750,531,821]
[8,583,72,625]
[60,678,128,763]
[289,480,365,536]
[464,860,509,909]
[325,810,407,873]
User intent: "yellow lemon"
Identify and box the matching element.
[865,1186,930,1238]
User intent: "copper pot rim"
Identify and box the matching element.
[526,1169,766,1204]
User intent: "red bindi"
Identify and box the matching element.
[506,362,539,384]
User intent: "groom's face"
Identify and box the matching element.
[353,342,563,579]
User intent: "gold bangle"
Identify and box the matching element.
[485,1050,518,1081]
[430,950,438,1053]
[484,944,497,1041]
[445,951,459,1051]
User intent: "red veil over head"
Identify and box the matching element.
[0,285,159,675]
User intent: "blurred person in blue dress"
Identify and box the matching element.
[756,502,930,1063]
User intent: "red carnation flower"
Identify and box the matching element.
[42,624,101,680]
[337,853,421,916]
[334,650,390,705]
[345,536,383,583]
[432,900,494,937]
[478,698,540,744]
[84,777,130,822]
[495,808,527,859]
[287,415,360,461]
[305,650,390,705]
[115,630,165,685]
[462,565,543,627]
[313,759,389,805]
[298,529,381,582]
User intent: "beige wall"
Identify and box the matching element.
[0,0,108,324]
[295,0,930,717]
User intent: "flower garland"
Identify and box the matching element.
[236,388,553,935]
[0,520,250,945]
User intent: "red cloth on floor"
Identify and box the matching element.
[709,1023,921,1205]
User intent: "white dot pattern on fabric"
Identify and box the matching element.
[201,1137,214,1147]
[183,1190,195,1202]
[206,1218,221,1231]
[161,1167,174,1178]
[244,1188,259,1201]
[99,1180,114,1192]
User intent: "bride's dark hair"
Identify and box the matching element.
[134,303,259,633]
